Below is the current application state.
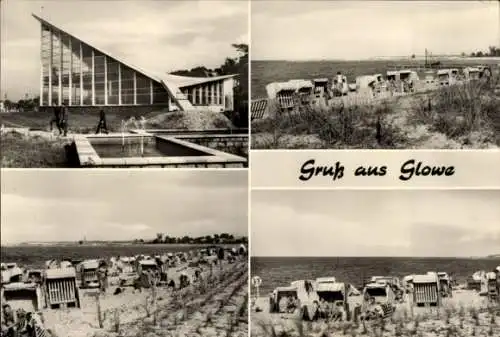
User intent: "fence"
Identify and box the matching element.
[82,270,98,284]
[250,98,268,120]
[413,283,439,306]
[46,278,78,307]
[251,76,488,121]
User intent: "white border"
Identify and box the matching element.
[247,0,252,331]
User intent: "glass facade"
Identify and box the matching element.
[39,22,170,107]
[182,80,224,106]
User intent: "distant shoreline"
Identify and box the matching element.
[1,241,247,248]
[251,255,500,259]
[252,56,500,62]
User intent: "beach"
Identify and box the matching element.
[34,259,247,337]
[250,257,500,336]
[251,289,499,337]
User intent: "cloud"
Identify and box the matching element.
[251,190,500,257]
[1,0,248,100]
[252,1,498,60]
[1,170,248,244]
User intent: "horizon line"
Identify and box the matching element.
[250,255,500,259]
[252,55,500,63]
[1,235,249,245]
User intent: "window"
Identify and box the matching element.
[41,25,51,105]
[218,82,223,105]
[81,44,92,105]
[152,81,169,104]
[136,73,150,105]
[94,52,105,105]
[121,66,134,105]
[201,85,207,105]
[51,31,61,105]
[209,84,213,105]
[191,87,197,105]
[107,58,119,105]
[61,33,71,105]
[70,39,81,105]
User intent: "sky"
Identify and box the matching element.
[251,190,500,257]
[0,0,249,100]
[252,0,499,61]
[1,170,248,244]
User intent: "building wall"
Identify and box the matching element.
[223,78,235,111]
[40,23,170,108]
[39,104,169,117]
[180,77,235,112]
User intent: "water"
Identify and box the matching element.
[251,59,497,98]
[251,257,500,295]
[92,142,166,158]
[1,244,225,269]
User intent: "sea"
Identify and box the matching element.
[0,244,224,269]
[251,256,500,295]
[250,59,499,99]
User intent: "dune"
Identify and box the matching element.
[251,290,500,337]
[18,259,248,337]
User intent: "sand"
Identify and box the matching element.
[40,259,248,337]
[251,289,500,337]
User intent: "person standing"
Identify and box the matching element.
[50,106,62,134]
[95,109,109,134]
[98,266,107,294]
[60,104,69,136]
[1,304,15,337]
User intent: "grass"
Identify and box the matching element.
[0,109,127,133]
[251,59,500,99]
[0,108,238,133]
[252,98,405,149]
[252,75,500,149]
[409,76,500,146]
[253,302,500,337]
[85,260,248,337]
[0,130,74,168]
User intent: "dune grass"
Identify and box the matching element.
[0,110,127,133]
[409,76,500,146]
[0,130,73,168]
[252,99,405,149]
[252,76,500,149]
[253,302,500,337]
[91,261,249,337]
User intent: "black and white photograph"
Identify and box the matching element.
[0,0,249,168]
[250,189,500,337]
[250,0,500,150]
[1,170,249,337]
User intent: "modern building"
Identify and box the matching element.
[33,14,238,114]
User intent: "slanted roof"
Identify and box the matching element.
[365,282,387,289]
[31,13,196,110]
[287,79,313,89]
[81,260,99,269]
[316,282,345,292]
[437,69,452,75]
[45,268,76,279]
[275,286,297,292]
[464,67,480,73]
[32,13,162,83]
[486,272,497,280]
[3,282,39,291]
[163,73,237,88]
[413,274,438,284]
[139,260,157,266]
[316,277,337,284]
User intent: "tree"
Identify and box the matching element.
[168,44,249,127]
